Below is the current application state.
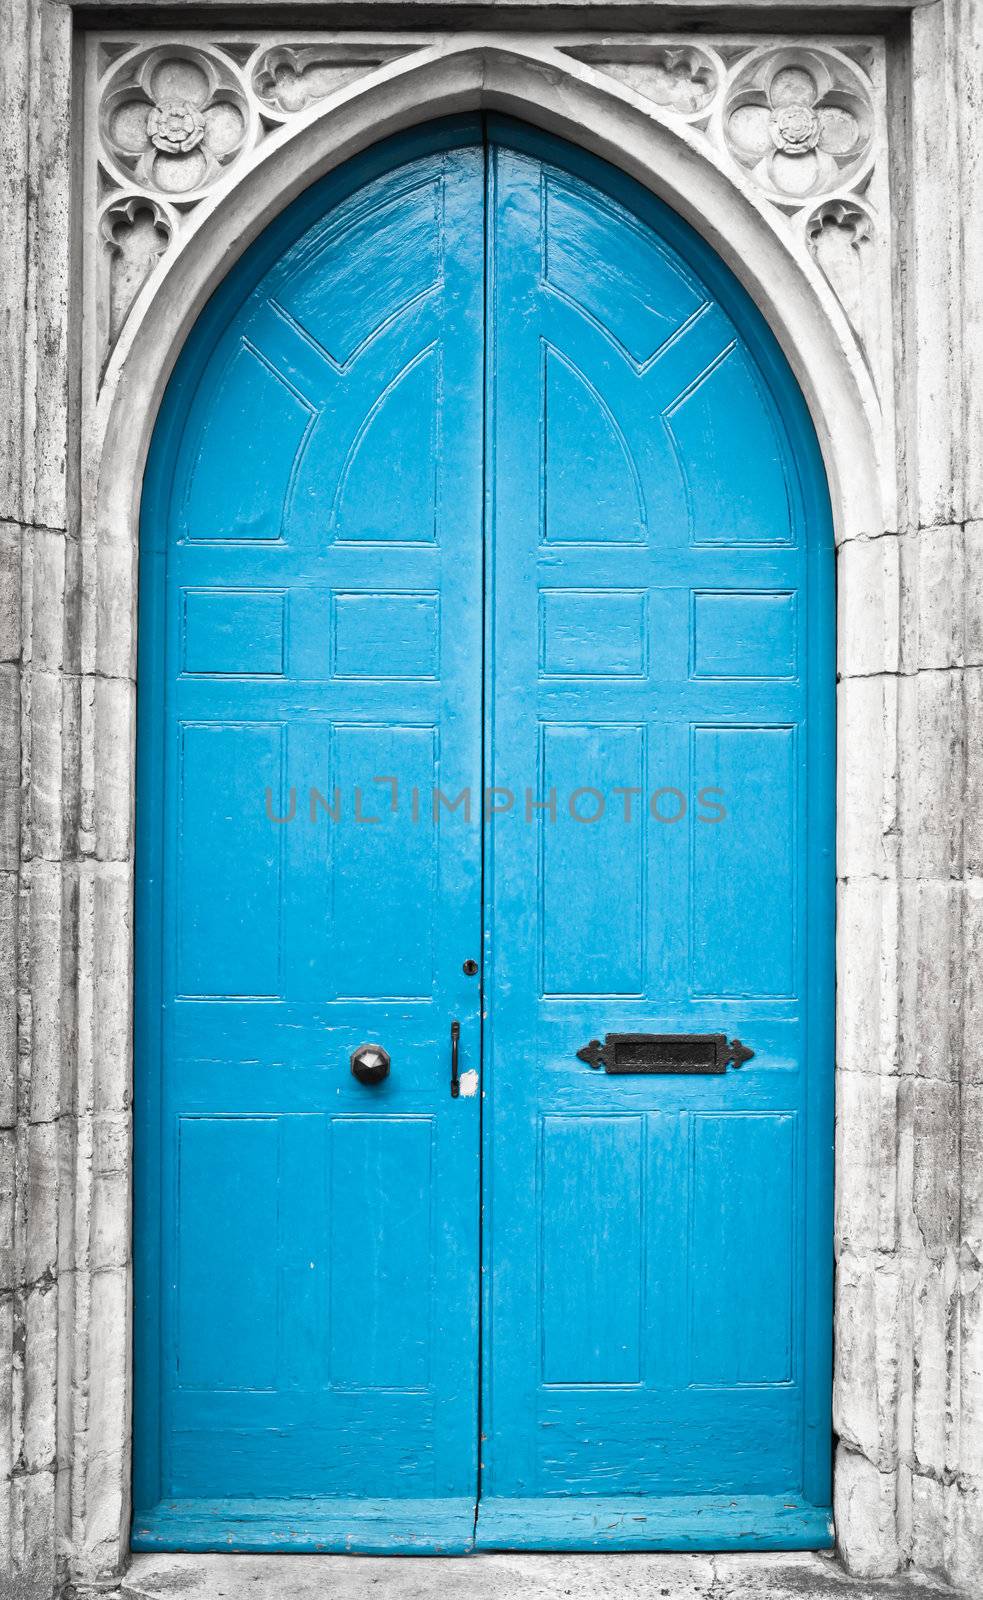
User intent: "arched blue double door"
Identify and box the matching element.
[134,117,835,1554]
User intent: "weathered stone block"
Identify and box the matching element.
[0,2,29,527]
[963,675,983,878]
[86,535,137,685]
[959,0,983,526]
[81,676,134,864]
[897,670,964,884]
[908,5,962,531]
[22,3,72,538]
[80,1264,129,1574]
[898,880,962,1083]
[911,1257,956,1478]
[20,861,70,1126]
[22,1122,58,1290]
[839,536,900,679]
[59,671,81,863]
[837,675,898,883]
[958,1259,983,1484]
[0,1292,12,1569]
[963,523,983,664]
[947,1482,983,1592]
[898,1077,961,1259]
[0,870,17,1129]
[23,670,65,865]
[0,523,21,665]
[0,1129,14,1292]
[0,664,20,875]
[78,863,132,1119]
[836,878,899,1076]
[11,1465,56,1590]
[908,1470,949,1582]
[21,1282,57,1473]
[962,1083,983,1257]
[834,1254,902,1470]
[90,1114,129,1273]
[27,529,66,676]
[833,1442,900,1578]
[835,1070,898,1255]
[900,525,963,674]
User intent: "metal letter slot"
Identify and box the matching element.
[577,1033,753,1074]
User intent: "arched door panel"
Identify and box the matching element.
[135,124,486,1554]
[478,123,833,1548]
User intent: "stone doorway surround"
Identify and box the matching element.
[2,3,982,1597]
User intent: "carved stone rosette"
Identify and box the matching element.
[100,45,256,198]
[720,46,874,208]
[85,32,889,404]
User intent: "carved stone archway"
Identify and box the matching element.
[77,35,891,1589]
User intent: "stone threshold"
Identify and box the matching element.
[121,1551,967,1600]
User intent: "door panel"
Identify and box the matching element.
[478,126,833,1548]
[134,124,485,1552]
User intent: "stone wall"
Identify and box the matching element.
[832,4,983,1586]
[0,2,981,1596]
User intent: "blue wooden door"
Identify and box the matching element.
[478,122,834,1550]
[134,124,486,1553]
[135,117,834,1555]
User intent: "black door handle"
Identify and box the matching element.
[351,1043,390,1085]
[450,1019,460,1098]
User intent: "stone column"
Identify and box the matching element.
[834,1,983,1586]
[0,1,81,1594]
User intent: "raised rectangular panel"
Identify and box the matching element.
[329,723,437,999]
[278,1115,331,1388]
[183,342,315,541]
[332,591,439,679]
[540,723,645,996]
[690,725,796,998]
[540,589,647,678]
[177,1116,279,1390]
[176,723,283,998]
[692,591,797,680]
[182,588,285,677]
[329,1117,433,1389]
[541,1116,643,1384]
[689,1113,796,1385]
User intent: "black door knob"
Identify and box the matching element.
[351,1044,390,1085]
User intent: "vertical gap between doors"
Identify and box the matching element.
[474,114,492,1538]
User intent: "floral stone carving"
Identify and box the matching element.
[100,46,254,198]
[723,47,873,205]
